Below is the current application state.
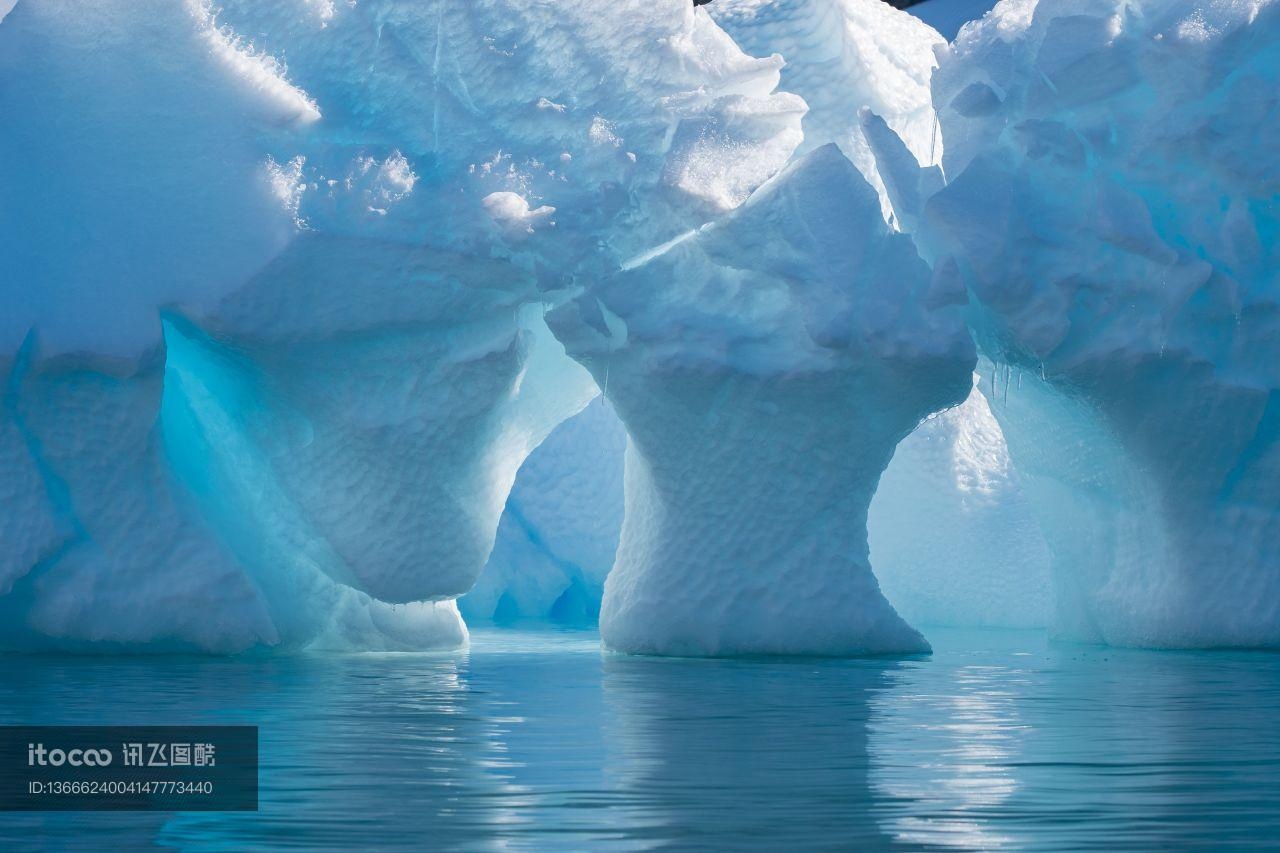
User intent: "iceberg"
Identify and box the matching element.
[2,0,1278,655]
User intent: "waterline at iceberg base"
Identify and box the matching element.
[3,0,1280,848]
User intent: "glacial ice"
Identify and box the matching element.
[2,0,1279,654]
[706,0,1051,638]
[710,0,946,222]
[473,0,1047,643]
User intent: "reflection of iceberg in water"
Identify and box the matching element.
[866,631,1280,849]
[417,631,625,845]
[2,632,1280,848]
[870,653,1029,848]
[155,656,529,849]
[0,652,533,850]
[601,655,901,848]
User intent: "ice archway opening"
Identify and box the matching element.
[468,364,1058,645]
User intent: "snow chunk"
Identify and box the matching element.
[483,191,555,237]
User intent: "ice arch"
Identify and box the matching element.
[0,0,806,651]
[470,369,1056,636]
[523,0,976,657]
[549,144,976,656]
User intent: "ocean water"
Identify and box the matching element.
[1,627,1278,851]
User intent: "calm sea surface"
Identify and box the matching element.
[1,627,1277,850]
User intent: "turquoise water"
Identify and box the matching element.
[1,628,1278,850]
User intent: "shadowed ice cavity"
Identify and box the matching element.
[470,373,1056,635]
[601,653,902,848]
[462,399,628,626]
[869,370,1053,630]
[471,375,1059,636]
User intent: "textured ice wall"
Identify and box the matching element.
[8,0,1274,655]
[470,371,1055,633]
[918,0,1280,647]
[535,0,975,657]
[0,0,799,651]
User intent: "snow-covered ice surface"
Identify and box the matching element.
[710,0,946,222]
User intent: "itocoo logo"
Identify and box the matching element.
[27,743,113,767]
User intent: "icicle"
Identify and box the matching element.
[930,111,940,168]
